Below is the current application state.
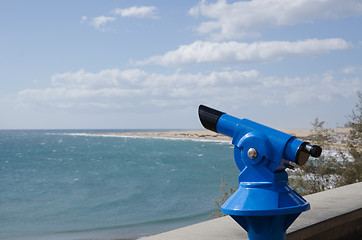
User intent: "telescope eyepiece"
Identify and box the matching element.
[305,144,322,158]
[295,143,322,166]
[198,105,225,133]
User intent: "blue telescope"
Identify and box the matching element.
[198,105,322,240]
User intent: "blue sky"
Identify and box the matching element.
[1,0,361,129]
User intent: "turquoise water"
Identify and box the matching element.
[0,130,239,240]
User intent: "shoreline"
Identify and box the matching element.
[88,128,339,140]
[90,130,232,141]
[86,128,350,149]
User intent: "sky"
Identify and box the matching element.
[0,0,361,130]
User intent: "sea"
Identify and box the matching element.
[0,129,239,240]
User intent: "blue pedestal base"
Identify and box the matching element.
[222,172,309,240]
[231,213,300,240]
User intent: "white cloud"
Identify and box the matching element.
[17,68,360,111]
[84,6,158,32]
[111,6,158,19]
[343,66,356,74]
[190,0,362,40]
[80,16,87,24]
[263,74,361,106]
[342,65,362,75]
[17,69,259,110]
[90,16,116,31]
[136,39,350,66]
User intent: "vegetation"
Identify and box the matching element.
[212,92,361,217]
[289,118,341,195]
[291,92,361,193]
[336,91,362,186]
[211,178,235,217]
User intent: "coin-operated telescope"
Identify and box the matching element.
[198,105,322,240]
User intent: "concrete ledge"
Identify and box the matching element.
[287,182,362,240]
[140,182,362,240]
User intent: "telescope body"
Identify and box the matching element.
[218,113,307,172]
[198,105,322,240]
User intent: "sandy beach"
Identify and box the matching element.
[94,128,347,140]
[93,128,350,149]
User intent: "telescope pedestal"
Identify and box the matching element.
[198,105,322,240]
[231,213,300,240]
[222,172,309,240]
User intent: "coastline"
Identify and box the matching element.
[87,128,350,149]
[88,129,321,140]
[90,130,232,141]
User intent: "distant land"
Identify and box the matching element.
[94,128,350,150]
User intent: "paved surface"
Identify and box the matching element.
[140,182,362,240]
